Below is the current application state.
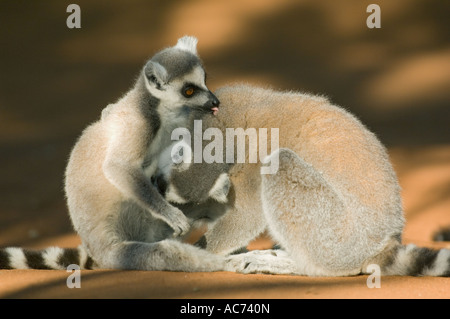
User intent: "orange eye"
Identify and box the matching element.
[185,87,195,97]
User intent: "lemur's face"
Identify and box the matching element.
[163,63,219,115]
[143,37,220,115]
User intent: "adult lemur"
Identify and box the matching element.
[164,84,450,277]
[0,36,233,271]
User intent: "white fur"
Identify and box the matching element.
[5,247,28,269]
[175,35,198,55]
[41,247,64,269]
[208,173,229,203]
[165,185,188,204]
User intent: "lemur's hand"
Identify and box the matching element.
[162,206,190,237]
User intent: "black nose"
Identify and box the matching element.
[209,91,220,107]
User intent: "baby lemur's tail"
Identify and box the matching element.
[379,244,450,277]
[0,246,94,270]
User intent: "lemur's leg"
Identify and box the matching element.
[96,239,228,272]
[200,167,269,256]
[260,148,362,276]
[78,202,229,272]
[219,149,306,275]
[200,206,268,256]
[229,148,361,276]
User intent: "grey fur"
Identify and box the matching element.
[167,84,450,277]
[152,49,202,82]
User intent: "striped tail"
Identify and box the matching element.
[0,246,95,270]
[433,227,450,242]
[381,244,450,277]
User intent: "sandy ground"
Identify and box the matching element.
[0,149,449,300]
[0,1,449,299]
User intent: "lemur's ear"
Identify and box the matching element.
[170,140,192,172]
[208,173,230,204]
[174,36,198,56]
[144,61,168,90]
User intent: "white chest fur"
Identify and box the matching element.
[142,107,190,179]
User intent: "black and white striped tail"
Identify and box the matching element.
[382,244,450,277]
[433,227,450,242]
[0,246,94,270]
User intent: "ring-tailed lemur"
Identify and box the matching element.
[164,84,450,277]
[0,36,235,272]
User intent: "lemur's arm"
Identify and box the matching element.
[102,111,189,236]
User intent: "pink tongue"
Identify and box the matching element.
[212,107,219,115]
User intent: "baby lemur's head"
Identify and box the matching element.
[143,36,220,115]
[153,145,232,227]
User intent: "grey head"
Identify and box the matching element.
[153,159,232,226]
[143,36,220,115]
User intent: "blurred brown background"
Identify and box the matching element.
[0,0,449,250]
